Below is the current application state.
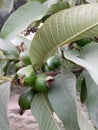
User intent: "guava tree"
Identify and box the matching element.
[0,0,98,130]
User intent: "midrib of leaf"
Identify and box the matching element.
[31,22,98,66]
[41,94,61,130]
[30,4,98,66]
[60,22,98,46]
[31,94,61,130]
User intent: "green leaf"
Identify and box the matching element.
[46,2,70,15]
[0,61,7,75]
[31,93,63,130]
[48,71,80,130]
[77,109,95,130]
[30,4,98,67]
[1,1,49,41]
[80,78,87,103]
[0,82,11,130]
[11,35,31,49]
[64,43,98,85]
[0,38,19,58]
[84,72,98,128]
[42,2,70,22]
[28,0,47,3]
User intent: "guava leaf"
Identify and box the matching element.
[0,82,11,130]
[30,4,98,66]
[46,2,70,15]
[0,38,19,58]
[48,71,79,130]
[80,78,87,103]
[84,72,98,128]
[11,35,31,49]
[77,109,95,130]
[0,60,7,75]
[1,1,49,41]
[64,43,98,85]
[31,93,63,130]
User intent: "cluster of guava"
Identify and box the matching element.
[15,50,61,110]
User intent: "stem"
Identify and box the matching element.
[71,68,83,74]
[0,76,12,81]
[45,70,61,76]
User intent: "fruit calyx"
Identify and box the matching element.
[46,76,54,88]
[16,65,36,86]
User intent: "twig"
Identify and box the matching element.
[71,68,83,74]
[0,76,12,81]
[0,57,20,61]
[45,70,61,76]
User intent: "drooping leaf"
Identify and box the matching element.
[30,4,98,67]
[80,78,87,103]
[48,71,80,130]
[0,0,59,41]
[31,93,63,130]
[77,109,95,130]
[1,1,49,41]
[0,38,19,58]
[84,72,98,128]
[0,82,11,130]
[64,43,98,85]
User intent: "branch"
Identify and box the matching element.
[0,57,20,61]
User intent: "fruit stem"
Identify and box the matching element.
[45,70,61,76]
[71,68,83,73]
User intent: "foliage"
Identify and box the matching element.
[0,0,98,130]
